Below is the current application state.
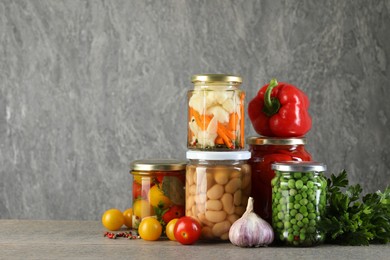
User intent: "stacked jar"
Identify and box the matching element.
[186,74,252,241]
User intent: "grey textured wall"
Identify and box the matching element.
[1,0,389,220]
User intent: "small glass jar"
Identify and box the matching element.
[188,74,245,151]
[185,151,251,241]
[247,137,312,224]
[130,159,186,229]
[271,162,327,246]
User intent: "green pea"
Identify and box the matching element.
[300,198,308,206]
[280,182,289,190]
[300,233,306,241]
[271,177,279,186]
[301,176,309,183]
[284,214,291,221]
[300,228,307,234]
[287,233,294,242]
[299,205,307,214]
[295,180,304,189]
[277,212,284,220]
[294,203,301,210]
[281,190,289,197]
[308,213,316,220]
[293,224,300,231]
[309,219,316,226]
[295,194,302,201]
[277,221,283,229]
[284,221,291,228]
[297,221,304,227]
[302,192,308,198]
[303,211,308,217]
[279,234,285,241]
[295,213,303,221]
[307,181,314,189]
[274,192,281,200]
[290,219,297,225]
[301,185,308,192]
[293,172,302,178]
[288,179,295,189]
[302,218,309,224]
[288,196,295,203]
[276,204,282,212]
[288,202,294,209]
[293,230,299,236]
[307,202,314,211]
[289,189,297,196]
[290,209,297,217]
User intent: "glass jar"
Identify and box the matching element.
[130,159,186,229]
[185,151,251,241]
[188,74,245,151]
[247,137,312,224]
[271,162,327,246]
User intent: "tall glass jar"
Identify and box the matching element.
[188,74,245,150]
[185,151,251,241]
[247,137,312,224]
[271,162,327,246]
[130,159,186,229]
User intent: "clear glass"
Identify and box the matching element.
[271,170,327,246]
[188,82,245,150]
[248,142,312,224]
[131,170,185,229]
[185,159,251,241]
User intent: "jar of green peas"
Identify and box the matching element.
[271,162,327,246]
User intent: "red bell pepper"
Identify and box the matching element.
[248,79,312,137]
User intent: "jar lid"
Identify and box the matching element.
[247,136,306,145]
[191,74,242,84]
[272,161,327,172]
[130,159,187,172]
[186,151,251,160]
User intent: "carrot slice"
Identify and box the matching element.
[215,136,224,145]
[218,123,235,140]
[228,112,239,131]
[240,93,245,148]
[217,127,233,149]
[192,109,212,130]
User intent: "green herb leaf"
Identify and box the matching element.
[320,170,390,245]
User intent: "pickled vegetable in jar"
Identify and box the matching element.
[185,151,251,241]
[271,162,327,246]
[247,137,312,224]
[130,159,186,229]
[188,74,245,150]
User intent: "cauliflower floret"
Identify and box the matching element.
[206,106,229,123]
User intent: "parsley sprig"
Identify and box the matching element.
[320,170,390,245]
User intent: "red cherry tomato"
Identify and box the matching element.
[162,205,185,224]
[174,216,201,245]
[132,182,142,199]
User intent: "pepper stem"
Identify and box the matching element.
[263,78,280,117]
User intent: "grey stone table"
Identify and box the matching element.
[0,220,389,260]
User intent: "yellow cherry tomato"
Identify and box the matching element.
[102,208,124,231]
[148,185,172,209]
[138,217,162,241]
[165,218,179,241]
[133,199,154,219]
[123,208,133,228]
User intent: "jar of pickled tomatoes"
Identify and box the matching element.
[130,159,186,229]
[188,74,245,151]
[247,137,312,224]
[185,151,251,241]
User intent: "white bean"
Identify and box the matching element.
[225,178,242,194]
[206,200,223,211]
[214,171,229,185]
[233,190,242,206]
[207,184,224,200]
[205,210,227,223]
[212,220,231,237]
[221,193,234,215]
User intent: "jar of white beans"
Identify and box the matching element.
[185,151,251,241]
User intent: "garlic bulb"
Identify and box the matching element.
[229,197,274,247]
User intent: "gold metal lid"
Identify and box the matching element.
[247,136,306,145]
[130,159,187,172]
[191,74,242,84]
